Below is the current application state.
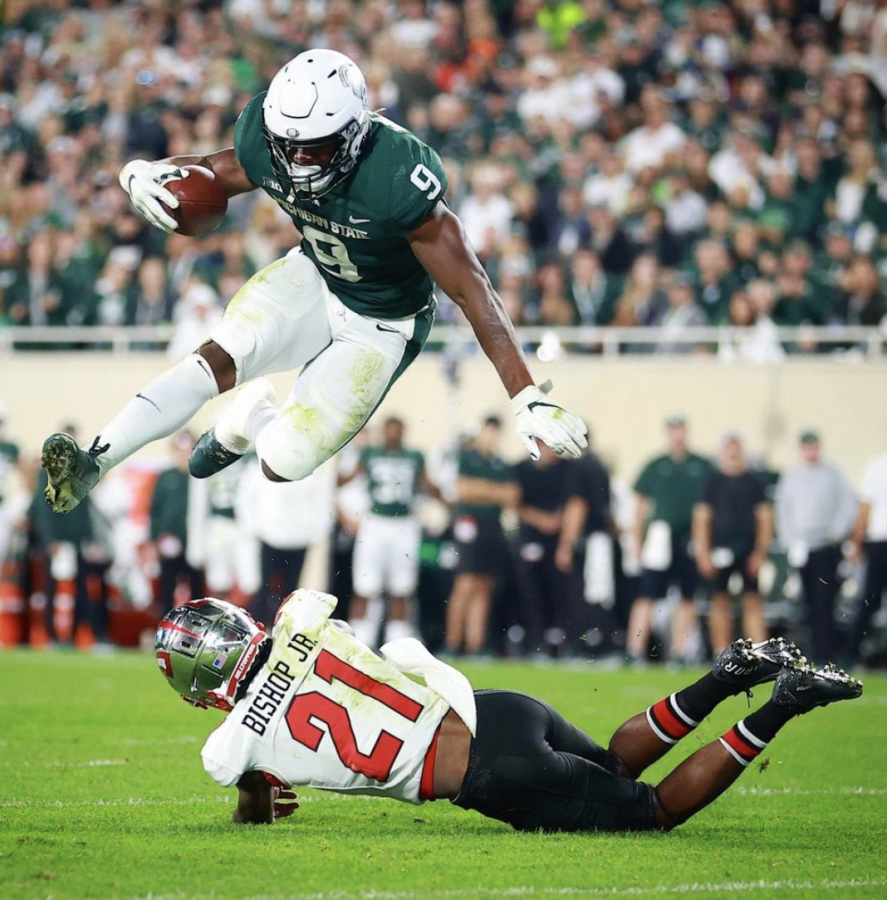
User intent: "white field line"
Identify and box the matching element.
[4,786,886,811]
[735,786,887,797]
[3,758,130,769]
[119,735,201,746]
[106,878,887,900]
[0,794,350,809]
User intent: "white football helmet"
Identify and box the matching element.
[262,49,370,198]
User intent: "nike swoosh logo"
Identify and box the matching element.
[527,401,561,412]
[349,216,371,224]
[136,392,161,412]
[375,323,406,338]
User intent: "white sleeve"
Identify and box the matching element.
[272,589,338,641]
[381,637,477,736]
[201,724,246,788]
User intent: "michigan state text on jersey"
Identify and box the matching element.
[41,48,586,516]
[154,594,862,832]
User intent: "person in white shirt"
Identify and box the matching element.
[516,56,571,127]
[849,447,887,659]
[154,593,861,831]
[619,95,686,175]
[774,432,858,661]
[235,458,335,625]
[458,166,515,256]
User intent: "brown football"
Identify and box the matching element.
[165,165,228,237]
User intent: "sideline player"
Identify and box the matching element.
[40,48,586,514]
[338,416,441,647]
[154,591,862,830]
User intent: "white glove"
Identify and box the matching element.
[511,384,588,460]
[118,159,189,233]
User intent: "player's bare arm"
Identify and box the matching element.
[408,203,530,399]
[692,502,715,579]
[409,204,587,461]
[419,467,446,505]
[748,501,773,576]
[555,496,589,571]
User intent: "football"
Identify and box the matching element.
[165,164,228,237]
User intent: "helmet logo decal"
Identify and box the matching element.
[339,65,368,103]
[286,128,300,138]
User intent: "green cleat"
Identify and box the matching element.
[189,377,275,479]
[188,428,244,479]
[41,433,106,514]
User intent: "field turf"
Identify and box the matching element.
[1,649,886,900]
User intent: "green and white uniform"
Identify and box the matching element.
[353,446,426,598]
[210,94,448,482]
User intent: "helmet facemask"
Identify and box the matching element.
[263,112,369,199]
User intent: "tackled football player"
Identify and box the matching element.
[40,49,586,513]
[155,591,862,831]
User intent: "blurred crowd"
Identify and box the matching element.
[2,399,886,669]
[2,0,887,351]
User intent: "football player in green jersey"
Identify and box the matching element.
[338,416,444,648]
[40,49,586,515]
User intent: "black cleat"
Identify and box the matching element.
[712,637,805,691]
[188,428,244,479]
[41,433,106,514]
[773,663,863,712]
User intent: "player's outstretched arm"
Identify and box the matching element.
[409,203,532,398]
[119,148,255,234]
[409,204,587,459]
[233,771,299,825]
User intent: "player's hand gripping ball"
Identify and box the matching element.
[119,160,228,236]
[162,165,228,237]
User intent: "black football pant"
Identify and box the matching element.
[453,690,656,832]
[512,536,571,653]
[157,554,204,610]
[252,542,307,627]
[799,544,842,661]
[850,541,887,660]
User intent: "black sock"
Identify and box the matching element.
[674,673,738,723]
[720,700,798,767]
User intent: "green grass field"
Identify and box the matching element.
[1,650,886,900]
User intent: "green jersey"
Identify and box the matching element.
[453,449,515,522]
[634,452,714,536]
[234,93,448,319]
[362,446,425,518]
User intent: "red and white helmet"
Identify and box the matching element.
[262,49,370,198]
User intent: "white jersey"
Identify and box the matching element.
[201,591,455,804]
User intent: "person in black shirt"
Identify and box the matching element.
[555,441,616,652]
[512,444,570,655]
[692,433,773,655]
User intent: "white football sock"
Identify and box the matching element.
[246,403,278,444]
[96,354,219,473]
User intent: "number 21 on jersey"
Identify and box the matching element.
[285,650,423,782]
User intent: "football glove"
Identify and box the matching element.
[511,383,588,461]
[118,159,188,233]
